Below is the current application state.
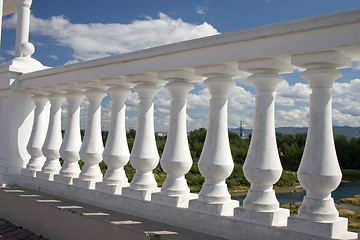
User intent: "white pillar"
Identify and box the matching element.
[189,64,240,216]
[96,78,132,194]
[152,70,198,207]
[22,92,49,177]
[288,51,351,238]
[234,58,292,226]
[0,0,3,47]
[37,92,65,181]
[73,85,106,189]
[15,0,32,58]
[122,73,161,201]
[55,89,84,184]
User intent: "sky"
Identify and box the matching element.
[1,0,360,132]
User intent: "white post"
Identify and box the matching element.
[152,70,198,207]
[22,91,49,177]
[15,0,32,58]
[73,83,106,189]
[55,88,84,185]
[122,73,161,201]
[96,78,133,194]
[0,0,3,47]
[288,51,351,238]
[37,91,65,181]
[189,64,240,216]
[234,58,292,226]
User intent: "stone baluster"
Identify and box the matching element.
[234,58,292,226]
[288,51,351,238]
[73,81,106,189]
[152,70,199,207]
[96,78,133,194]
[189,64,240,216]
[22,90,49,177]
[15,0,32,58]
[37,89,65,181]
[122,73,161,201]
[54,85,84,185]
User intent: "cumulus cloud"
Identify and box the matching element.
[196,5,208,16]
[3,13,219,61]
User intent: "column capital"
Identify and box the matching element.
[101,77,135,89]
[158,69,202,83]
[16,0,32,9]
[126,72,164,85]
[195,63,242,78]
[238,58,293,74]
[292,50,350,69]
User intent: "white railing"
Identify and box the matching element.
[0,1,360,239]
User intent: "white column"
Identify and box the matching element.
[288,51,351,238]
[22,92,49,177]
[96,78,132,194]
[234,58,292,226]
[122,73,161,201]
[189,64,240,216]
[54,90,84,184]
[0,0,3,47]
[37,92,65,181]
[152,70,198,207]
[15,0,32,58]
[73,86,106,189]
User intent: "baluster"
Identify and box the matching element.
[96,78,133,194]
[22,91,49,177]
[288,51,351,238]
[37,90,65,181]
[234,58,292,226]
[152,70,199,207]
[189,64,240,216]
[73,82,106,189]
[122,73,161,201]
[54,86,84,185]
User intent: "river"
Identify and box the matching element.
[232,181,360,205]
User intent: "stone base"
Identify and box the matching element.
[189,199,239,216]
[121,187,160,201]
[151,192,198,208]
[234,207,289,226]
[21,169,37,177]
[53,175,75,185]
[73,178,99,189]
[95,182,129,195]
[36,172,57,181]
[288,215,349,238]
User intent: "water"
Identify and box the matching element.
[232,182,360,205]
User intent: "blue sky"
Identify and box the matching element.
[2,0,360,131]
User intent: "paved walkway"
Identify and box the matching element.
[0,219,48,240]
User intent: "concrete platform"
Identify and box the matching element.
[0,186,227,240]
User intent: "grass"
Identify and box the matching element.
[339,195,360,207]
[342,169,360,182]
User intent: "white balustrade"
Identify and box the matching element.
[152,70,198,207]
[234,58,292,226]
[288,51,351,238]
[22,92,49,177]
[122,74,161,200]
[55,87,84,184]
[96,78,133,194]
[189,64,240,216]
[73,83,106,189]
[37,91,65,181]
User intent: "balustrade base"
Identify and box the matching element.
[96,182,130,195]
[36,172,57,181]
[288,215,353,239]
[53,175,75,185]
[121,187,160,201]
[189,199,239,216]
[151,192,198,208]
[73,178,99,190]
[234,207,289,226]
[21,169,37,177]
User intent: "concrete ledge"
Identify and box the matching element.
[0,186,227,240]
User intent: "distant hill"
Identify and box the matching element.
[229,126,360,139]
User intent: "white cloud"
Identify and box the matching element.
[351,60,360,71]
[275,107,309,127]
[3,13,219,62]
[196,5,208,16]
[49,55,59,60]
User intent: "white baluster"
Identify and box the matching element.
[122,73,161,200]
[234,58,292,226]
[37,91,65,181]
[189,64,240,216]
[288,51,351,238]
[152,70,199,207]
[22,92,49,177]
[73,83,106,189]
[96,78,133,194]
[15,0,32,58]
[54,88,84,185]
